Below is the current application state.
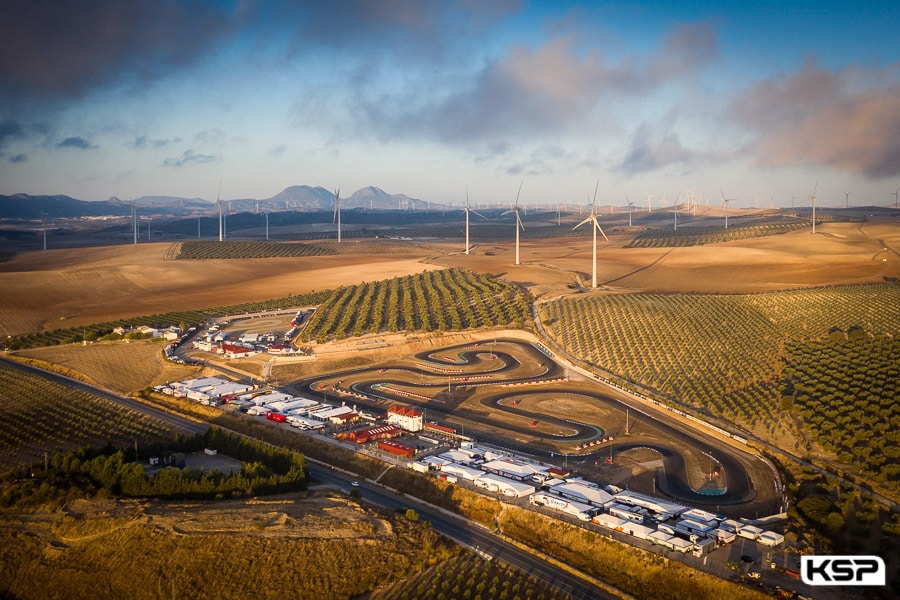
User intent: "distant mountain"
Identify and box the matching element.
[344,186,426,210]
[0,194,128,219]
[0,185,442,219]
[267,185,334,211]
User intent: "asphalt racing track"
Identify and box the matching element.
[300,340,760,508]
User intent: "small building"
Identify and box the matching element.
[475,473,535,498]
[480,458,546,482]
[378,439,416,458]
[441,463,484,481]
[387,405,424,432]
[220,343,254,359]
[549,478,613,507]
[348,424,401,444]
[330,412,359,426]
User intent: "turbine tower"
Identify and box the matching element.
[502,182,525,265]
[41,211,48,251]
[893,188,899,209]
[842,190,852,209]
[265,211,269,241]
[217,181,224,242]
[463,189,487,255]
[673,193,680,231]
[806,181,819,234]
[131,202,137,245]
[646,192,654,213]
[333,188,342,243]
[573,181,609,289]
[720,188,736,229]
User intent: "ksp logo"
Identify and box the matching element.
[800,555,885,586]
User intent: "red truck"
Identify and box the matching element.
[266,412,287,423]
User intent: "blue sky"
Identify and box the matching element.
[1,0,898,209]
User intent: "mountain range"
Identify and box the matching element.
[0,186,432,219]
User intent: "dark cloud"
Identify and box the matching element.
[0,1,235,102]
[651,22,719,79]
[163,149,218,167]
[57,136,96,150]
[0,121,24,147]
[731,61,900,178]
[8,153,27,163]
[266,144,288,157]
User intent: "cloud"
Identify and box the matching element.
[195,128,227,144]
[266,144,288,157]
[57,136,96,150]
[620,123,698,174]
[349,23,719,147]
[131,135,180,149]
[0,121,24,147]
[163,149,218,167]
[0,1,235,102]
[8,153,27,163]
[731,61,900,178]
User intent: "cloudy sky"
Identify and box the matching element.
[1,0,899,208]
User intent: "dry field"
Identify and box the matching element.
[435,220,900,296]
[14,340,200,393]
[2,221,897,338]
[0,242,442,336]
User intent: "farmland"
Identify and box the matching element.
[625,220,810,247]
[539,282,900,490]
[177,240,335,259]
[0,361,174,469]
[300,268,532,342]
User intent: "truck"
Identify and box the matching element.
[692,538,715,557]
[266,411,287,423]
[737,524,763,540]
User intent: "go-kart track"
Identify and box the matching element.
[297,339,781,517]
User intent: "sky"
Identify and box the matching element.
[1,0,899,209]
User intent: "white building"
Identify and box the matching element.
[386,405,424,432]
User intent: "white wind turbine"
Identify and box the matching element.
[502,182,525,265]
[720,188,736,229]
[892,188,899,209]
[131,201,138,245]
[217,181,224,242]
[626,194,635,226]
[333,188,342,243]
[646,192,655,213]
[463,189,487,255]
[673,193,680,231]
[842,190,852,209]
[573,181,609,289]
[805,181,819,234]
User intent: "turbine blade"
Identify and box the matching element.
[515,181,523,208]
[572,216,592,230]
[592,180,600,214]
[594,219,609,241]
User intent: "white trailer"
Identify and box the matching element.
[692,538,716,557]
[737,525,763,540]
[622,523,654,541]
[530,493,594,521]
[757,531,785,547]
[593,513,627,531]
[716,528,736,544]
[648,530,677,550]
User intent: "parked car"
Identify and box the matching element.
[741,555,755,564]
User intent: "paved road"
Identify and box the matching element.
[308,464,616,600]
[3,355,615,600]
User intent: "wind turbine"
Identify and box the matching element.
[573,181,609,289]
[40,211,48,251]
[264,211,269,240]
[333,188,342,243]
[626,195,635,227]
[131,202,138,245]
[720,188,736,229]
[893,188,899,209]
[842,190,852,209]
[217,180,224,241]
[805,181,819,234]
[646,192,654,213]
[463,189,487,255]
[673,193,680,231]
[502,182,525,265]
